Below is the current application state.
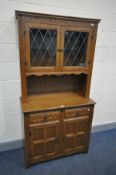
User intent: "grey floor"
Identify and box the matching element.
[0,129,116,175]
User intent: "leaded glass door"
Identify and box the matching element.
[60,27,91,71]
[26,23,60,72]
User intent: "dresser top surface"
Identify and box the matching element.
[21,92,95,113]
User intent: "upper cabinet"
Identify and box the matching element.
[25,24,91,73]
[16,11,100,75]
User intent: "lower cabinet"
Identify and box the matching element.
[24,105,94,167]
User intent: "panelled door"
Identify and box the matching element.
[29,120,60,163]
[25,23,61,72]
[28,107,92,163]
[63,108,90,155]
[60,27,92,71]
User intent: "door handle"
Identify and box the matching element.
[54,138,59,143]
[63,136,67,141]
[57,48,64,52]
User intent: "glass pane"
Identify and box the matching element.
[30,28,57,67]
[64,31,89,66]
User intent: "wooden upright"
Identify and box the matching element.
[16,11,100,167]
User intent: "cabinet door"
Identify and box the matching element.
[29,112,61,163]
[60,27,92,71]
[25,23,60,72]
[63,108,90,155]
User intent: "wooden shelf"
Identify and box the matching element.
[22,92,95,112]
[26,71,88,77]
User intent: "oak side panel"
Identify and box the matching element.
[84,105,94,152]
[85,24,98,97]
[24,113,31,167]
[17,16,27,102]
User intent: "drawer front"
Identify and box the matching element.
[65,107,91,119]
[29,111,60,124]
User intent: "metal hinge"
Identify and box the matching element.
[24,59,27,66]
[29,154,32,157]
[88,61,91,65]
[22,30,26,37]
[24,30,26,36]
[91,34,93,39]
[28,132,32,137]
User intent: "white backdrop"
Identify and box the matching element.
[0,0,116,143]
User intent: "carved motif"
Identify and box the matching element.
[30,111,60,124]
[65,107,91,118]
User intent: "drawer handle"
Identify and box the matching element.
[44,115,47,122]
[57,48,64,52]
[76,112,80,117]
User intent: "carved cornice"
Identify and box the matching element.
[15,10,100,24]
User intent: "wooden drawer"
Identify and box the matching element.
[65,107,91,119]
[29,111,60,124]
